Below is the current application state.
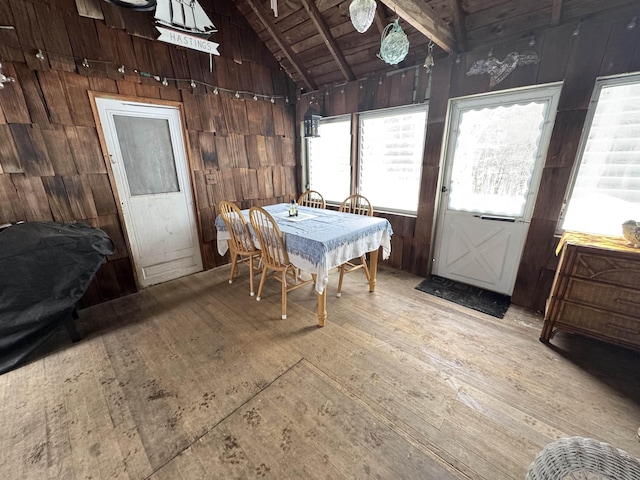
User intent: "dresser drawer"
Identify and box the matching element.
[556,301,640,347]
[571,250,640,290]
[564,277,640,317]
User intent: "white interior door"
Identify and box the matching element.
[433,84,561,295]
[95,98,202,287]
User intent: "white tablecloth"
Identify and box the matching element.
[215,203,393,294]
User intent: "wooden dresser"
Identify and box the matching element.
[541,232,640,351]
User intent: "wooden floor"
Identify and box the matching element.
[1,265,639,479]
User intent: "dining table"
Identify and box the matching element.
[215,203,393,326]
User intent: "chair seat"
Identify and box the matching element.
[526,436,640,480]
[219,201,260,296]
[250,206,314,320]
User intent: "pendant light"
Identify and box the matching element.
[378,19,409,65]
[303,97,321,138]
[349,0,377,33]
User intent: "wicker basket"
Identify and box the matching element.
[526,437,640,480]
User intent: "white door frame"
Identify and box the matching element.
[90,93,203,288]
[432,83,562,294]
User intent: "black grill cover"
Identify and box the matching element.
[0,222,114,374]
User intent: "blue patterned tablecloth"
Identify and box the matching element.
[215,203,393,293]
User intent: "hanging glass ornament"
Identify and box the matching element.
[349,0,376,33]
[377,19,409,65]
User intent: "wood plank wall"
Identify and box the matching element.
[298,5,640,311]
[0,0,298,306]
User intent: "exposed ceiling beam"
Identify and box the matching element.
[551,0,563,26]
[449,0,466,52]
[374,2,388,36]
[378,0,457,54]
[245,0,317,92]
[299,0,355,82]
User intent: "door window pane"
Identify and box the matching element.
[448,102,546,216]
[307,117,351,203]
[562,78,640,235]
[114,115,180,196]
[359,106,427,213]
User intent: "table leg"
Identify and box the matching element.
[317,288,327,327]
[368,248,379,292]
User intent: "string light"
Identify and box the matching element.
[12,48,290,104]
[0,62,16,89]
[136,70,160,81]
[572,21,581,36]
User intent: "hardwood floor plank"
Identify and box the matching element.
[2,265,638,479]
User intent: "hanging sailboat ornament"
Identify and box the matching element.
[102,0,156,11]
[377,19,409,65]
[155,0,220,56]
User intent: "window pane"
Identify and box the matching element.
[359,106,427,213]
[563,80,640,235]
[113,115,179,196]
[307,117,351,203]
[448,102,546,216]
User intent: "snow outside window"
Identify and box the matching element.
[562,75,640,236]
[359,105,427,214]
[306,116,351,204]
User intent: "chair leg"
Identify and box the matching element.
[248,254,256,297]
[256,265,268,301]
[281,269,287,320]
[228,253,235,283]
[229,252,239,283]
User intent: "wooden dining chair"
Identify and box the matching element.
[219,201,260,296]
[249,206,314,320]
[337,194,373,297]
[297,190,326,209]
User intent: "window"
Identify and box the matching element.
[447,100,549,217]
[359,105,427,213]
[306,116,351,204]
[305,104,428,214]
[562,75,640,236]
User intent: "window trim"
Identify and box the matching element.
[558,72,640,234]
[358,103,429,215]
[302,114,352,206]
[304,103,429,215]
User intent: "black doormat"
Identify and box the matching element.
[415,275,511,318]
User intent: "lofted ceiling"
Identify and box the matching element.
[232,0,640,92]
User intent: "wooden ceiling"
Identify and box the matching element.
[232,0,640,92]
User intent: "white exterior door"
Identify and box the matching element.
[433,85,561,295]
[95,98,202,287]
